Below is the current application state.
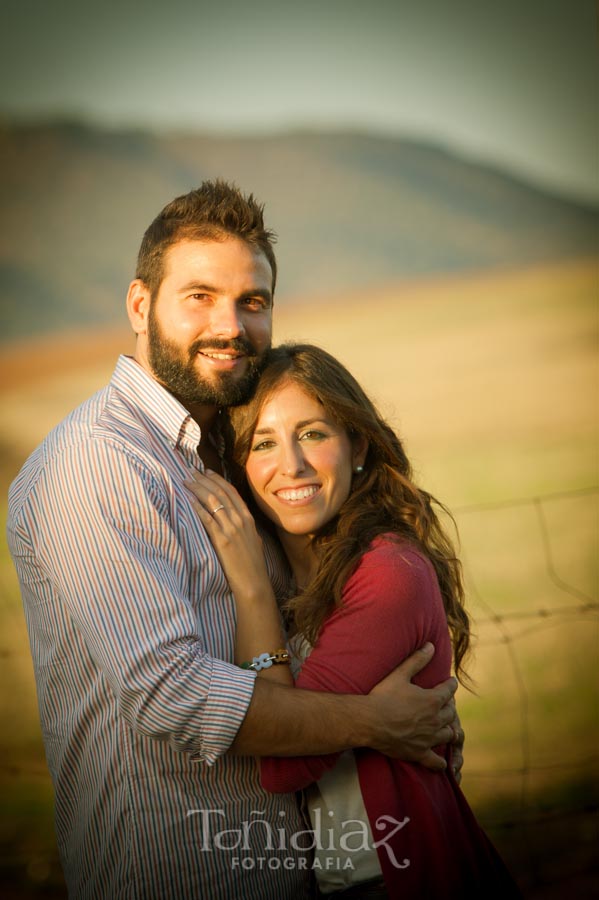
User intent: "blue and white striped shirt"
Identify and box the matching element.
[7,355,312,899]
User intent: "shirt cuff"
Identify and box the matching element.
[191,656,257,765]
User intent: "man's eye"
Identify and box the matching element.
[190,293,210,302]
[242,296,270,310]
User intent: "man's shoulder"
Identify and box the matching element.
[40,380,149,458]
[8,379,158,521]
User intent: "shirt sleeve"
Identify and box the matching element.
[260,538,450,792]
[10,435,256,765]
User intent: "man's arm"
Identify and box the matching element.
[231,643,456,768]
[16,442,455,771]
[10,439,257,765]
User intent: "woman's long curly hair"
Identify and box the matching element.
[226,343,471,683]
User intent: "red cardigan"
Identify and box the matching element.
[260,538,521,898]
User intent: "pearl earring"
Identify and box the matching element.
[354,465,364,474]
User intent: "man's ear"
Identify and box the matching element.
[352,435,369,470]
[126,279,152,335]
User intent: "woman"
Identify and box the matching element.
[187,343,520,899]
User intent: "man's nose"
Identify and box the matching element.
[210,299,245,339]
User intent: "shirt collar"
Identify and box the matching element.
[111,354,203,451]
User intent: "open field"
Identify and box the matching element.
[1,258,597,896]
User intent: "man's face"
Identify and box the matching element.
[144,238,273,407]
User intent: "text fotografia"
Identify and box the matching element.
[187,808,410,870]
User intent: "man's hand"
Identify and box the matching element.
[449,712,465,784]
[367,643,458,770]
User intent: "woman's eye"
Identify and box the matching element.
[251,439,276,452]
[299,430,326,442]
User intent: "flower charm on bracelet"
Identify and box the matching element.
[241,649,290,671]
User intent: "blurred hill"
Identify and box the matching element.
[0,120,597,343]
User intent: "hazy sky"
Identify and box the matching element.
[1,0,597,201]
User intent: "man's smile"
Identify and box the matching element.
[199,350,242,360]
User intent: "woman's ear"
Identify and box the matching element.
[352,435,369,471]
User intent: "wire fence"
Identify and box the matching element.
[452,485,598,894]
[1,485,598,896]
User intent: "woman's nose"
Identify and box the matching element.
[281,443,307,477]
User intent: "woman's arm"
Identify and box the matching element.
[185,471,294,686]
[260,539,453,791]
[184,476,458,771]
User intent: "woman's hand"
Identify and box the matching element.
[185,471,292,684]
[184,470,271,603]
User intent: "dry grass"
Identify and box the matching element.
[1,258,597,896]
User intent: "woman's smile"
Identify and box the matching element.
[273,484,322,504]
[244,381,364,538]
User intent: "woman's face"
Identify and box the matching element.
[244,380,365,538]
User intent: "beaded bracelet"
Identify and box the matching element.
[240,649,290,672]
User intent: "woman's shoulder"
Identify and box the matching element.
[360,533,435,576]
[344,534,439,601]
[338,534,445,636]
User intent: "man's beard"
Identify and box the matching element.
[147,308,267,407]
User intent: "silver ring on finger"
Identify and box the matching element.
[212,505,226,515]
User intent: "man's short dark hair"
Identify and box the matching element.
[136,180,278,297]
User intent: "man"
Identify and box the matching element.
[8,182,460,899]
